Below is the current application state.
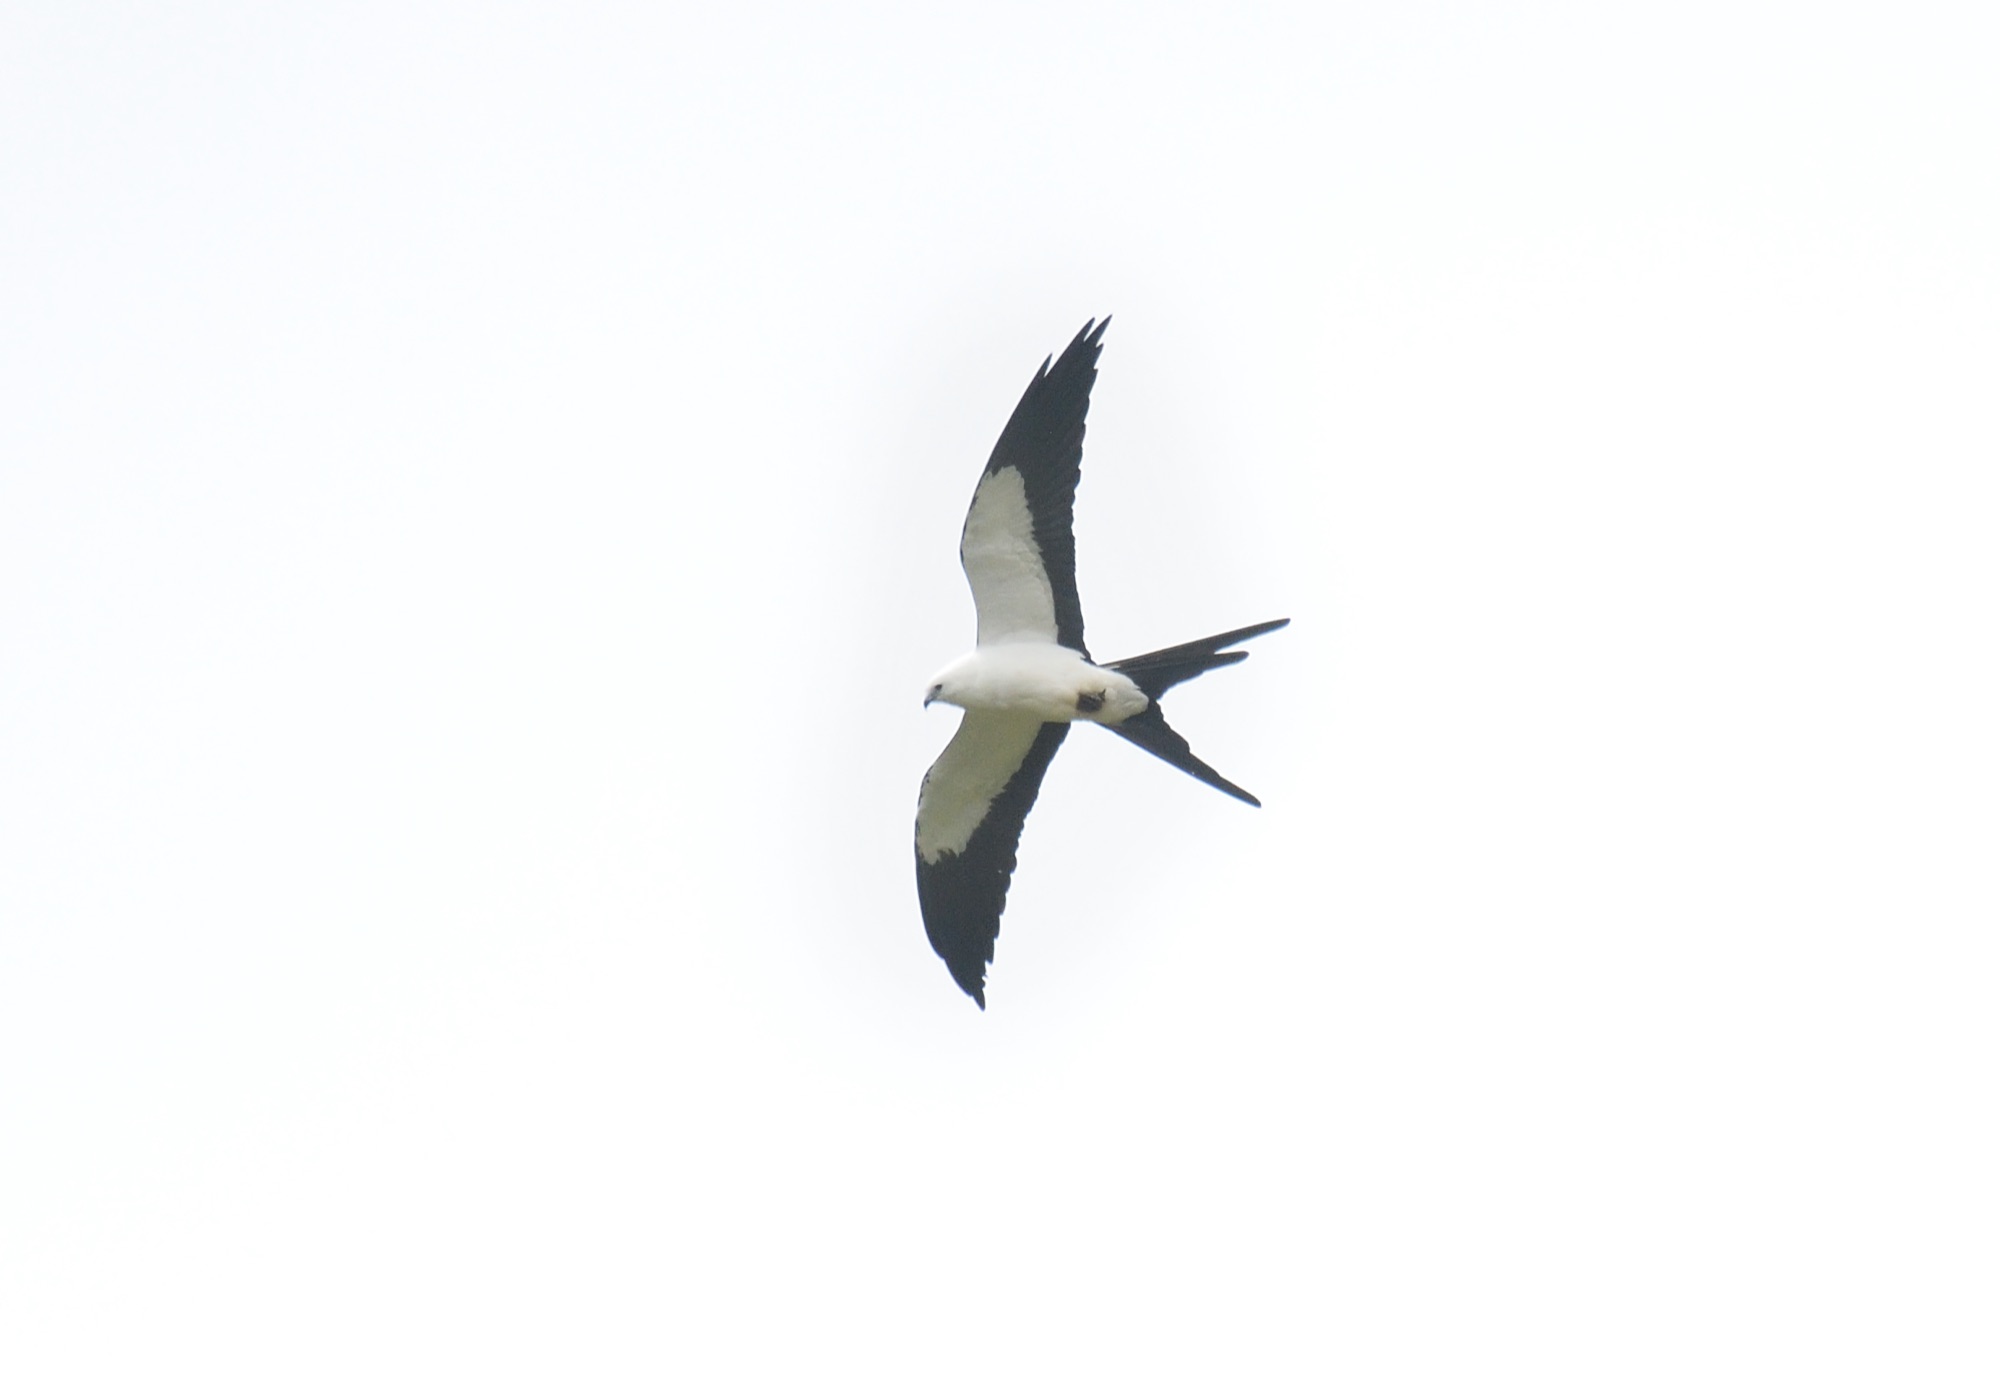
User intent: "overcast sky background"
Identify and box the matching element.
[3,2,1995,1370]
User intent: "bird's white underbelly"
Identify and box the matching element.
[933,642,1148,723]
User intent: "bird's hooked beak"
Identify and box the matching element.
[923,684,941,708]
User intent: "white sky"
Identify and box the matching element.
[3,1,1995,1370]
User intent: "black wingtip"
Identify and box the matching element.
[946,962,987,1008]
[941,952,991,1008]
[953,959,989,1008]
[1037,318,1112,380]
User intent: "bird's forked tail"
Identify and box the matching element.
[1101,618,1289,806]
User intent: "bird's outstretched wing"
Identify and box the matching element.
[958,318,1109,655]
[915,712,1071,1007]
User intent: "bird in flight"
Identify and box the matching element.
[916,317,1287,1007]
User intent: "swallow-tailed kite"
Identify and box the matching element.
[916,317,1287,1007]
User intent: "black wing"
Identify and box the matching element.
[915,717,1071,1008]
[970,317,1110,656]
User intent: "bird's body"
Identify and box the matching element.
[924,642,1148,724]
[915,317,1286,1007]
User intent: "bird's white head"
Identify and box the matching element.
[922,653,979,710]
